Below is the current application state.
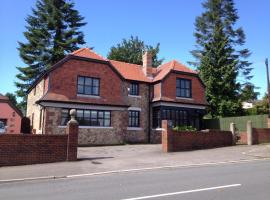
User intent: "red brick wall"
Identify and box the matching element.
[49,59,126,105]
[0,121,78,166]
[239,129,270,145]
[238,132,247,144]
[162,121,233,152]
[161,73,207,105]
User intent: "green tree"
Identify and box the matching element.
[191,0,252,117]
[107,36,163,67]
[240,83,260,102]
[15,0,86,111]
[5,93,18,107]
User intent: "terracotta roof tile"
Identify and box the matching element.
[69,48,197,83]
[0,94,8,100]
[71,48,107,61]
[109,60,151,82]
[153,60,197,82]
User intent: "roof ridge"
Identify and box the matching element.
[109,59,143,67]
[71,47,87,55]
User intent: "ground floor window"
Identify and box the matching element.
[152,106,205,130]
[128,111,140,127]
[61,109,111,127]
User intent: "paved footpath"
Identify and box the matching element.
[0,144,270,182]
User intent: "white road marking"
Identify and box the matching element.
[121,184,242,200]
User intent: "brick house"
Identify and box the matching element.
[26,48,207,145]
[0,94,23,134]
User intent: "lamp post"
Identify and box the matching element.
[266,58,270,116]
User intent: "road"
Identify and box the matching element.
[1,160,270,200]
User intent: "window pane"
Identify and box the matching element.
[176,79,180,87]
[93,79,99,87]
[104,119,110,127]
[91,111,97,119]
[85,77,92,86]
[84,110,90,118]
[186,89,190,97]
[92,86,99,95]
[98,119,104,126]
[78,77,84,85]
[77,110,83,118]
[84,86,92,94]
[98,111,104,118]
[185,80,190,89]
[105,112,110,119]
[78,85,84,94]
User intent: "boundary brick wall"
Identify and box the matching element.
[162,120,233,152]
[238,128,270,145]
[0,120,78,167]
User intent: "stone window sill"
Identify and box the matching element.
[127,127,143,131]
[77,94,101,98]
[151,128,164,131]
[176,97,194,101]
[128,95,141,98]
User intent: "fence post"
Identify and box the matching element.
[247,120,253,145]
[230,123,236,145]
[66,109,79,161]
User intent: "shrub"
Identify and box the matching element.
[173,125,197,132]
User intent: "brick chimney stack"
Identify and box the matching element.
[142,51,152,77]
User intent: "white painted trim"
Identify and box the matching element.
[128,107,142,111]
[40,102,127,111]
[77,94,100,98]
[128,95,142,98]
[176,97,194,101]
[127,127,143,131]
[58,125,113,129]
[152,102,206,110]
[151,128,164,131]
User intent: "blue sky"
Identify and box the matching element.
[0,0,269,99]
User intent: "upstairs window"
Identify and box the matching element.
[129,82,139,96]
[128,111,140,127]
[77,76,100,96]
[176,78,191,98]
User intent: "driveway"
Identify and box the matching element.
[0,144,270,181]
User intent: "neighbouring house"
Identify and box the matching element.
[26,48,207,145]
[242,101,254,109]
[0,94,23,134]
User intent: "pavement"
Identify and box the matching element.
[1,158,270,199]
[0,144,270,182]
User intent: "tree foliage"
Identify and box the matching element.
[5,93,18,107]
[15,0,86,112]
[240,83,260,102]
[191,0,252,117]
[107,36,163,67]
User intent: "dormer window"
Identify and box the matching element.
[77,76,100,96]
[176,78,192,98]
[129,82,139,96]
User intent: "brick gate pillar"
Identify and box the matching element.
[247,120,253,145]
[66,109,79,161]
[230,123,236,145]
[162,120,173,152]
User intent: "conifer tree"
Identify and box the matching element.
[15,0,86,111]
[191,0,252,117]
